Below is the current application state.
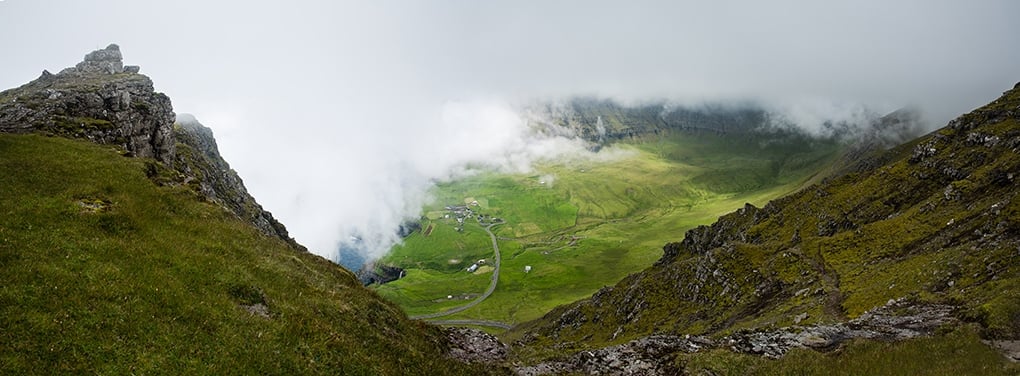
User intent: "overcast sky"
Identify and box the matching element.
[2,1,1018,262]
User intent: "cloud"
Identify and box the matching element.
[328,99,606,263]
[1,0,1018,264]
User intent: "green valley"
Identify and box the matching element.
[374,128,844,325]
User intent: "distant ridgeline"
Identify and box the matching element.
[521,98,925,152]
[0,44,302,250]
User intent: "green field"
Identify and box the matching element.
[374,131,843,324]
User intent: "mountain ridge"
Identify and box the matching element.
[0,44,174,162]
[0,44,302,249]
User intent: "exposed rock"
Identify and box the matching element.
[74,44,124,74]
[728,299,956,358]
[242,302,271,319]
[519,300,957,374]
[664,202,763,262]
[0,44,174,162]
[446,328,508,364]
[984,340,1020,362]
[357,263,406,285]
[516,335,710,376]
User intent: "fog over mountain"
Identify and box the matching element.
[2,1,1017,263]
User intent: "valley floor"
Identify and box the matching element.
[373,131,841,326]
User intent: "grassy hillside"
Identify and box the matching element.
[507,84,1020,371]
[374,129,842,324]
[0,134,496,374]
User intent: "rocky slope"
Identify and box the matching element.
[514,299,958,375]
[507,83,1020,373]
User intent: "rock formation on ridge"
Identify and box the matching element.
[0,44,174,162]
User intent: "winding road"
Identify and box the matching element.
[411,222,510,329]
[427,319,512,330]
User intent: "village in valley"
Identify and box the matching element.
[424,194,585,278]
[437,198,511,274]
[441,198,502,233]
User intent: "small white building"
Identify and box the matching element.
[477,259,486,265]
[524,265,532,273]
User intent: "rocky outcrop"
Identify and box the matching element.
[445,328,509,364]
[517,299,957,375]
[68,44,125,75]
[0,44,174,162]
[0,44,304,250]
[726,299,956,358]
[516,335,710,376]
[174,115,304,251]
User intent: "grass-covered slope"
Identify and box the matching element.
[510,83,1020,364]
[0,134,495,375]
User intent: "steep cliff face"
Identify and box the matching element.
[172,114,303,250]
[0,44,175,163]
[511,83,1020,364]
